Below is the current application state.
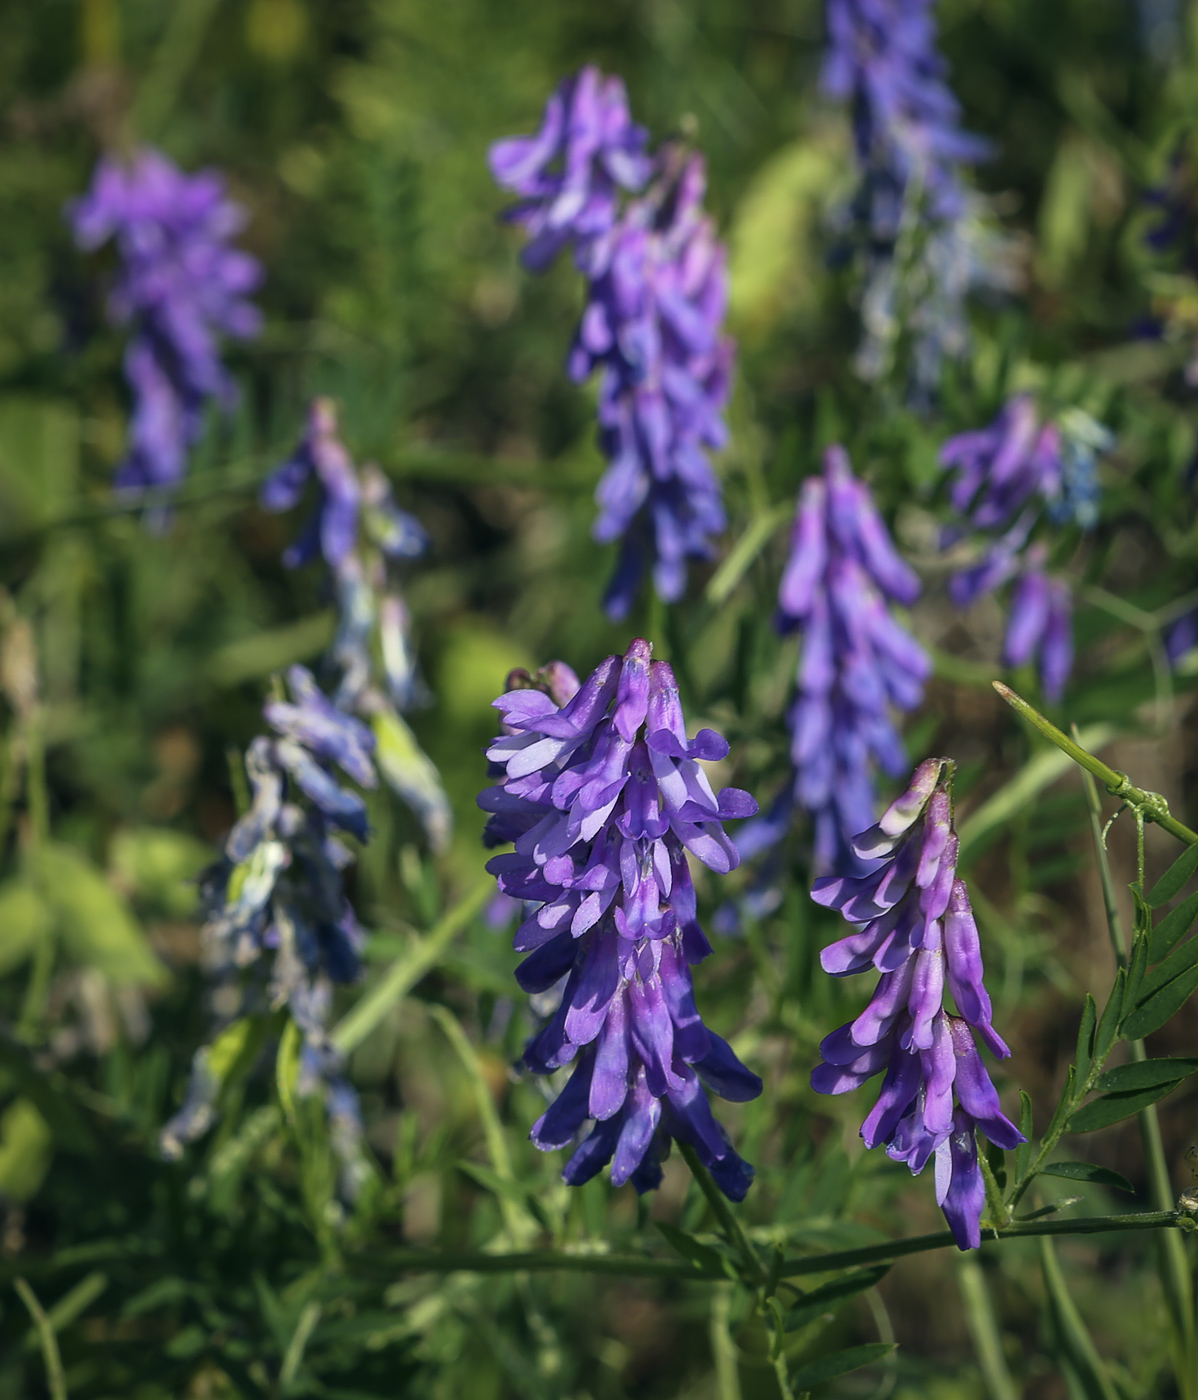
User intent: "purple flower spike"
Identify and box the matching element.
[939,399,1111,700]
[821,0,1013,398]
[489,65,651,275]
[481,640,761,1200]
[810,757,1023,1250]
[68,148,262,505]
[491,72,734,619]
[738,445,929,879]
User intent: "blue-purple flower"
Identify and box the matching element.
[480,640,761,1200]
[162,664,374,1188]
[260,400,450,851]
[822,0,1012,397]
[491,71,734,619]
[739,446,928,880]
[810,757,1023,1250]
[68,148,262,502]
[939,397,1110,701]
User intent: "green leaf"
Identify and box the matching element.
[1092,1057,1198,1093]
[1148,890,1198,963]
[1068,1080,1185,1132]
[1039,1161,1135,1193]
[1133,931,1198,1008]
[788,1342,896,1390]
[1074,994,1097,1085]
[1039,1235,1120,1400]
[1045,1065,1078,1143]
[1122,961,1198,1040]
[654,1222,727,1276]
[782,1266,890,1332]
[1095,970,1124,1064]
[1147,840,1198,908]
[0,881,51,977]
[1124,930,1149,1012]
[108,826,211,918]
[1015,1091,1034,1181]
[33,843,165,986]
[0,1098,51,1202]
[372,706,452,854]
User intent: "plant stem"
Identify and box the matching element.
[679,1141,766,1285]
[1076,743,1127,968]
[330,878,491,1055]
[365,1212,1188,1281]
[957,1254,1020,1400]
[15,1278,67,1400]
[994,683,1198,847]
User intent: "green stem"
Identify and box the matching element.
[994,683,1198,847]
[14,1278,67,1400]
[364,1212,1187,1281]
[330,879,490,1055]
[1076,744,1127,968]
[679,1141,766,1285]
[957,1255,1020,1400]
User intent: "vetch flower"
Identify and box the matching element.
[822,0,1013,398]
[939,398,1110,701]
[489,64,650,275]
[68,148,262,504]
[738,445,928,879]
[810,757,1023,1250]
[491,72,735,619]
[480,641,762,1199]
[162,665,376,1193]
[261,401,451,851]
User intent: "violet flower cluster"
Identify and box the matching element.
[822,0,1013,398]
[811,757,1023,1250]
[479,640,762,1200]
[490,68,734,619]
[940,396,1112,701]
[739,446,928,883]
[162,664,374,1197]
[261,399,451,851]
[68,148,262,504]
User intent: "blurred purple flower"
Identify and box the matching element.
[480,640,762,1200]
[162,665,375,1175]
[738,445,928,878]
[939,399,1109,700]
[261,398,451,851]
[822,1,1013,398]
[491,72,734,619]
[489,65,650,275]
[68,147,262,501]
[810,757,1023,1250]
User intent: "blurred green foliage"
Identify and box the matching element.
[0,0,1197,1397]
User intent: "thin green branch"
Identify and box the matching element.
[15,1278,67,1400]
[679,1141,766,1285]
[993,684,1198,847]
[364,1212,1188,1282]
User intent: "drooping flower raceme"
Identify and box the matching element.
[491,69,734,620]
[68,148,262,502]
[810,757,1023,1250]
[822,0,1013,398]
[261,400,451,851]
[162,665,374,1197]
[940,396,1111,701]
[738,446,929,881]
[480,640,762,1199]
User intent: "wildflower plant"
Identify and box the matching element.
[261,398,452,852]
[68,148,262,507]
[480,640,761,1198]
[491,68,734,619]
[939,396,1113,701]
